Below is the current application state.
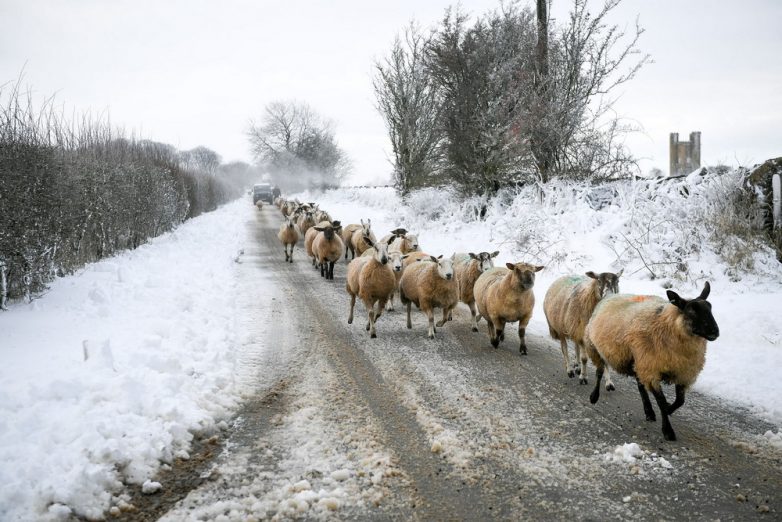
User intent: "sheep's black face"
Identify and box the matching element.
[684,300,719,341]
[517,270,535,290]
[323,228,335,240]
[598,273,620,297]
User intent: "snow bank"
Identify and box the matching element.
[0,199,262,520]
[299,177,782,429]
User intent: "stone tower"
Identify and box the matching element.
[669,131,701,177]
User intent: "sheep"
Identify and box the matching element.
[304,222,327,269]
[341,224,363,259]
[452,251,499,331]
[297,210,316,236]
[584,282,719,441]
[255,200,264,211]
[345,240,396,338]
[314,209,332,224]
[311,221,344,280]
[543,270,622,388]
[277,217,300,263]
[474,262,544,354]
[350,219,376,257]
[399,255,458,339]
[378,228,420,255]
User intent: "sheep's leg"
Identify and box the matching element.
[636,378,656,421]
[347,294,356,324]
[320,261,325,277]
[329,261,335,280]
[589,359,605,404]
[406,302,412,329]
[375,298,387,323]
[435,306,450,327]
[487,318,499,348]
[518,324,527,355]
[649,387,676,441]
[560,339,574,378]
[468,302,479,332]
[366,309,375,336]
[386,290,395,311]
[577,342,589,384]
[425,307,436,339]
[604,367,616,391]
[667,385,686,415]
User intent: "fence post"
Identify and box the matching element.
[0,260,7,310]
[773,174,782,260]
[773,173,781,230]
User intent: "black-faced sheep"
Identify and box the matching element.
[543,270,622,387]
[584,282,719,441]
[312,221,344,280]
[474,262,543,354]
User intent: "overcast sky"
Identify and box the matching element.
[1,0,780,183]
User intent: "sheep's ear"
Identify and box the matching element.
[402,254,410,259]
[586,271,597,279]
[313,226,324,232]
[505,262,515,270]
[698,281,711,300]
[391,228,407,235]
[616,268,624,278]
[332,220,341,227]
[437,254,443,259]
[387,235,397,245]
[430,256,438,263]
[534,265,544,272]
[360,219,365,226]
[468,252,478,260]
[667,290,687,310]
[367,218,371,225]
[491,250,500,258]
[364,235,374,248]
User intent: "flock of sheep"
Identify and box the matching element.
[268,197,721,442]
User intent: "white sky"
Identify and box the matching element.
[1,0,780,183]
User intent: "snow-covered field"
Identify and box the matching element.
[296,178,782,427]
[0,199,267,520]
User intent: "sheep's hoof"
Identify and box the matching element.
[471,326,478,332]
[406,324,412,329]
[348,318,353,325]
[490,338,500,348]
[567,370,575,378]
[365,324,370,331]
[499,331,505,341]
[663,428,677,441]
[370,333,377,339]
[436,320,446,327]
[428,333,435,340]
[589,390,600,404]
[645,412,656,422]
[579,377,588,385]
[519,346,527,355]
[606,382,616,392]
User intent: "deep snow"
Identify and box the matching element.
[0,199,266,520]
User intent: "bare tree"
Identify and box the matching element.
[247,101,349,192]
[373,23,443,195]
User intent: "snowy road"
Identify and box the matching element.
[152,205,780,520]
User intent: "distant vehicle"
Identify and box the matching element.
[272,185,281,198]
[252,183,273,204]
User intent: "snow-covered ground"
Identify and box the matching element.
[2,176,781,520]
[296,179,782,427]
[0,199,270,520]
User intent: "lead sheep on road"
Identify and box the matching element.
[474,262,543,354]
[584,282,719,441]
